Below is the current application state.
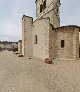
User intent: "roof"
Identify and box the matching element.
[33,17,50,24]
[22,15,33,20]
[54,25,80,30]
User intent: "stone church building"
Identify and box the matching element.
[21,0,80,60]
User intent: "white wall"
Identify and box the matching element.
[33,18,50,59]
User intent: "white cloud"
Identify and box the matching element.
[0,0,80,41]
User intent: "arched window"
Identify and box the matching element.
[40,4,43,13]
[40,0,46,13]
[61,40,64,48]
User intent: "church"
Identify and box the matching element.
[21,0,80,60]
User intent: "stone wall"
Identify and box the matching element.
[50,26,79,60]
[43,10,60,28]
[35,0,60,28]
[33,18,50,59]
[22,15,33,57]
[49,24,55,59]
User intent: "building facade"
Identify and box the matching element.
[22,0,80,60]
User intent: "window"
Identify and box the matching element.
[40,4,43,13]
[61,40,64,48]
[34,35,37,44]
[43,0,46,9]
[40,0,46,13]
[56,5,58,13]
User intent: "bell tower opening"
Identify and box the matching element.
[43,0,46,9]
[40,4,43,13]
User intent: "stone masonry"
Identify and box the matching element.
[22,16,33,58]
[21,0,80,60]
[49,26,79,60]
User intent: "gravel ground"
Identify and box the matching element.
[0,50,80,92]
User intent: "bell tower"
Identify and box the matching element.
[35,0,61,28]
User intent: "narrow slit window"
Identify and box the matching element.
[61,40,64,48]
[34,35,37,44]
[43,0,46,9]
[40,4,43,13]
[56,5,59,13]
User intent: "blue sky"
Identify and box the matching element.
[0,0,80,41]
[60,0,80,26]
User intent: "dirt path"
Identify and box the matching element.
[0,51,80,92]
[0,51,48,92]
